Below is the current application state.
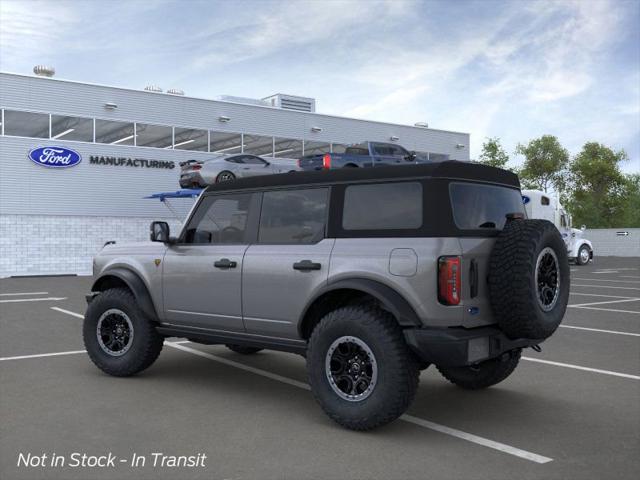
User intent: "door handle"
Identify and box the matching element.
[469,259,478,298]
[214,258,237,269]
[293,260,321,271]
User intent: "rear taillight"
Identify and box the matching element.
[297,158,301,167]
[192,164,202,170]
[322,153,331,169]
[438,256,461,305]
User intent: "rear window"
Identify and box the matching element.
[343,182,422,230]
[450,182,525,230]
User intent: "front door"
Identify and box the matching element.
[162,192,259,332]
[242,187,333,339]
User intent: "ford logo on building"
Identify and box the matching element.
[28,146,82,168]
[522,195,530,205]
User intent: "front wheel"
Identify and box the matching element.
[576,245,590,265]
[436,349,521,390]
[83,288,164,377]
[307,304,419,431]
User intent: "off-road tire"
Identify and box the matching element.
[225,344,263,355]
[83,288,164,377]
[488,219,569,340]
[576,244,590,266]
[436,349,521,390]
[307,304,419,431]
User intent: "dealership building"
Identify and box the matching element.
[0,69,470,277]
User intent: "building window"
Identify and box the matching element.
[135,123,173,149]
[210,131,243,154]
[304,140,330,156]
[343,182,423,230]
[428,153,450,162]
[273,137,303,158]
[244,134,274,156]
[95,119,135,145]
[174,127,208,151]
[3,110,49,138]
[51,115,93,142]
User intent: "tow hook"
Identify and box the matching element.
[530,344,542,353]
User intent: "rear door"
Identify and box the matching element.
[371,143,410,166]
[242,187,333,339]
[449,182,526,328]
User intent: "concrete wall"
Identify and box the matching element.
[585,228,640,257]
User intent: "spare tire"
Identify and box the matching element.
[488,219,569,340]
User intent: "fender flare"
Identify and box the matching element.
[299,278,422,336]
[91,267,158,320]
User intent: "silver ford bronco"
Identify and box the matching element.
[84,162,569,430]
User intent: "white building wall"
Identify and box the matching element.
[0,214,184,277]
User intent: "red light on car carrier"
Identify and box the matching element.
[438,256,461,305]
[322,153,332,169]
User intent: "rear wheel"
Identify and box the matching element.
[576,244,590,265]
[307,304,419,431]
[216,171,235,183]
[437,349,521,389]
[225,344,263,355]
[83,288,163,376]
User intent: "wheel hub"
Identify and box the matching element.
[535,247,560,312]
[96,308,134,357]
[325,336,377,402]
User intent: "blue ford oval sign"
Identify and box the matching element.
[522,195,530,205]
[28,146,82,168]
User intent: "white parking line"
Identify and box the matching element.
[592,270,619,274]
[523,357,640,380]
[559,325,640,337]
[570,306,640,315]
[0,297,67,303]
[569,298,640,308]
[573,278,640,284]
[620,276,640,279]
[167,342,552,464]
[570,292,638,299]
[0,350,86,362]
[0,291,49,296]
[51,307,85,318]
[572,284,640,291]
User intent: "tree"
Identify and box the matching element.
[619,174,640,228]
[478,137,510,169]
[515,135,569,193]
[566,142,629,228]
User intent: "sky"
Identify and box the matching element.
[1,0,638,172]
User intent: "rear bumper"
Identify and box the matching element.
[179,172,205,187]
[403,326,539,367]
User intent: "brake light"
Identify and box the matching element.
[438,256,461,305]
[297,158,301,168]
[191,164,202,170]
[322,153,332,169]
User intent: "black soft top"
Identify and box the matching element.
[204,161,520,194]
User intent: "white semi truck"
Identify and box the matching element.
[522,190,594,266]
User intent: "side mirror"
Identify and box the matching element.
[581,225,586,231]
[264,161,271,167]
[150,221,170,243]
[405,151,417,161]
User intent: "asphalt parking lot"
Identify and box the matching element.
[1,257,639,480]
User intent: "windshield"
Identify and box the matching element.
[449,182,525,230]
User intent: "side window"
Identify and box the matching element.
[390,145,409,157]
[226,156,242,164]
[259,188,328,244]
[372,144,392,155]
[243,155,267,165]
[561,215,567,227]
[183,193,254,244]
[541,196,550,206]
[343,182,422,230]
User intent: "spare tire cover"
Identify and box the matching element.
[488,219,569,340]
